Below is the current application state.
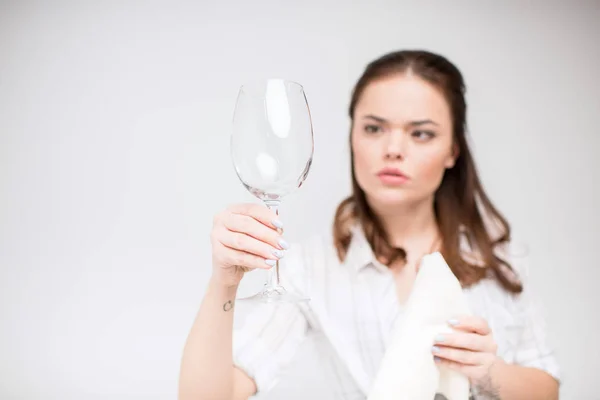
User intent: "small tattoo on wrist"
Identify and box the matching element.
[223,300,234,312]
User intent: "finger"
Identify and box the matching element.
[218,230,285,262]
[434,356,470,374]
[215,241,277,270]
[222,213,288,251]
[433,331,489,352]
[447,315,491,335]
[431,345,484,366]
[228,203,283,230]
[433,356,483,378]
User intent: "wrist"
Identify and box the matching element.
[471,356,505,398]
[489,355,507,380]
[209,274,240,293]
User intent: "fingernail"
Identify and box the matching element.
[431,346,440,354]
[273,219,284,229]
[448,319,459,326]
[434,334,445,343]
[434,356,441,363]
[265,259,277,266]
[278,238,290,250]
[272,249,284,259]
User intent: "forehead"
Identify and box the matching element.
[355,74,451,124]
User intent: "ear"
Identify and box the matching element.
[444,143,460,169]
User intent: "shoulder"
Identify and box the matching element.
[463,232,534,303]
[459,227,530,284]
[465,234,540,327]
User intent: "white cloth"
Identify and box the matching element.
[368,252,470,400]
[232,226,560,399]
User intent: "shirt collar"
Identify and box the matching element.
[343,223,485,273]
[343,224,388,273]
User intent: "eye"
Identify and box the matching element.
[364,124,382,134]
[412,130,436,141]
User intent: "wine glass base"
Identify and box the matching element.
[237,285,310,304]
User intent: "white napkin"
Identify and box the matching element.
[368,252,471,400]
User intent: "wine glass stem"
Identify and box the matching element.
[264,200,281,291]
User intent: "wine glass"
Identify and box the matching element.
[231,79,314,304]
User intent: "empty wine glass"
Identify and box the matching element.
[231,79,314,304]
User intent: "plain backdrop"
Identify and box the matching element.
[1,1,599,399]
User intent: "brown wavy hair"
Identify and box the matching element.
[333,50,522,293]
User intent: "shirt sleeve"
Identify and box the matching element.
[508,248,561,382]
[232,244,310,396]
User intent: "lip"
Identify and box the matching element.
[377,167,410,185]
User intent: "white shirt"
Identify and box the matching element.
[232,226,560,399]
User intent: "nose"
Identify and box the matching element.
[384,131,407,160]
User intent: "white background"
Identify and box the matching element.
[1,1,598,399]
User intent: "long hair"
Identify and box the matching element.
[333,50,522,293]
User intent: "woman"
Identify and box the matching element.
[178,50,560,399]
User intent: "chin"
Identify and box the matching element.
[368,189,418,209]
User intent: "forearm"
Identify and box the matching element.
[480,359,559,400]
[178,277,239,400]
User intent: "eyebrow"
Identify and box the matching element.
[363,114,388,124]
[363,115,439,127]
[409,119,439,127]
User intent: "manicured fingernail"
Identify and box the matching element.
[448,319,459,326]
[434,334,445,343]
[434,356,441,363]
[272,249,284,259]
[273,219,284,229]
[278,238,289,250]
[265,259,277,266]
[431,346,440,354]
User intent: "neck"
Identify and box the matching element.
[370,197,439,250]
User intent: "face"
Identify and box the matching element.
[351,73,458,210]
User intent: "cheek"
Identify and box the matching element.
[352,140,382,193]
[412,150,449,186]
[351,135,374,174]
